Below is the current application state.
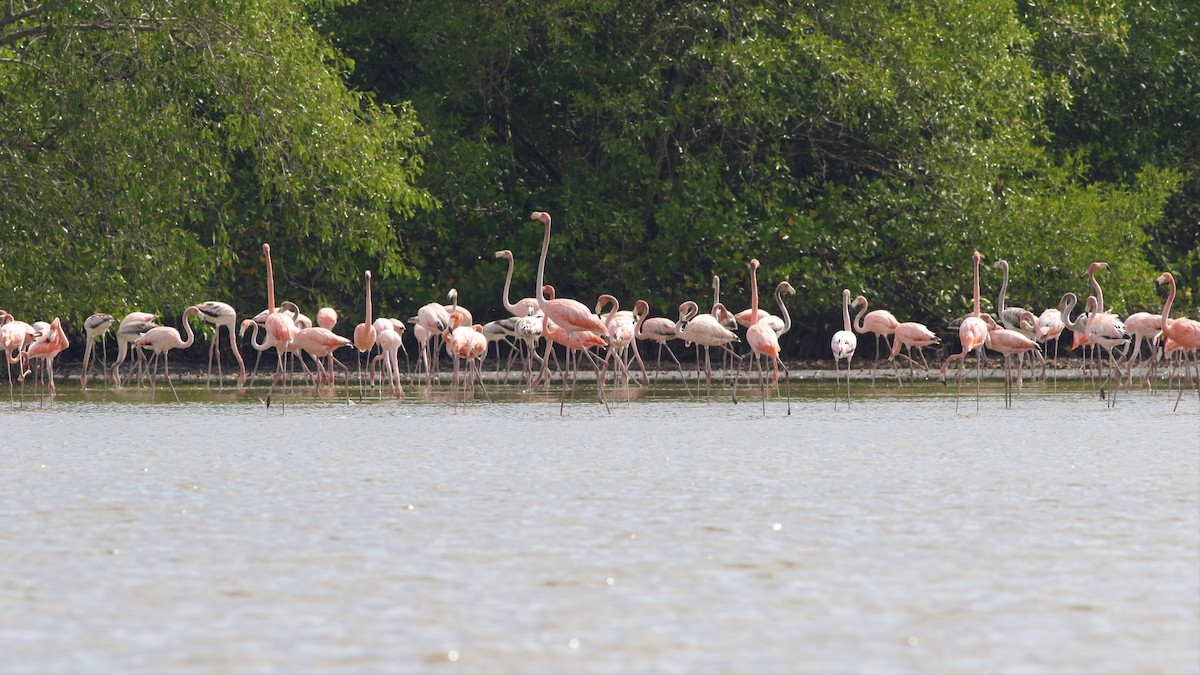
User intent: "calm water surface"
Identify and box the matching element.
[2,382,1198,673]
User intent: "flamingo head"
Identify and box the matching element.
[262,242,270,255]
[530,211,550,225]
[972,250,981,264]
[1086,261,1108,277]
[994,258,1008,272]
[854,295,868,309]
[1156,272,1174,286]
[494,249,513,260]
[778,281,796,296]
[542,284,556,300]
[749,258,760,272]
[595,294,617,315]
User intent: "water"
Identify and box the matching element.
[2,382,1198,673]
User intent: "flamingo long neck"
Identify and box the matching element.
[750,262,760,325]
[502,255,518,314]
[180,310,196,349]
[853,297,868,333]
[602,296,618,324]
[1059,293,1078,328]
[971,253,981,318]
[776,285,792,335]
[712,275,720,313]
[681,301,698,325]
[1161,274,1176,331]
[842,291,852,332]
[535,213,551,307]
[1088,266,1104,316]
[365,271,373,325]
[264,244,276,315]
[997,261,1008,314]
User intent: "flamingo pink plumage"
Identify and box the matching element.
[939,250,988,411]
[831,289,858,409]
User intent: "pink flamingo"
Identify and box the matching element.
[25,317,69,397]
[891,322,940,382]
[1034,298,1067,387]
[596,294,646,389]
[938,250,988,412]
[371,322,405,398]
[80,312,114,389]
[732,259,789,414]
[261,243,298,403]
[528,211,609,406]
[353,270,378,394]
[442,312,489,401]
[1,314,37,399]
[541,306,608,414]
[852,295,900,385]
[831,289,858,409]
[412,298,451,386]
[135,306,201,402]
[1156,272,1200,410]
[634,300,690,394]
[195,301,247,388]
[985,319,1041,408]
[1121,311,1162,389]
[292,326,352,393]
[676,299,740,397]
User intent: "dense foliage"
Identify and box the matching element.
[2,0,1195,357]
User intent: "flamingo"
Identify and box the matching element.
[442,312,489,401]
[831,289,858,409]
[112,312,158,388]
[261,243,299,404]
[676,300,740,397]
[852,295,900,385]
[528,211,609,407]
[372,322,405,398]
[1121,311,1162,389]
[412,299,452,386]
[596,295,646,389]
[135,306,201,402]
[1,314,37,399]
[353,270,378,394]
[25,317,70,397]
[1085,262,1131,405]
[195,301,247,388]
[541,307,607,413]
[1156,272,1200,410]
[938,250,989,412]
[891,321,940,389]
[1034,299,1067,387]
[634,300,690,394]
[985,319,1041,408]
[495,249,541,318]
[80,312,114,389]
[511,307,544,388]
[292,326,352,392]
[732,259,789,415]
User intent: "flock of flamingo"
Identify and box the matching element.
[1,211,1198,413]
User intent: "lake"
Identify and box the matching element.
[2,379,1197,673]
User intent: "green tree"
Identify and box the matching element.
[329,0,1184,356]
[0,0,434,331]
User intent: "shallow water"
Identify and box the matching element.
[2,380,1198,673]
